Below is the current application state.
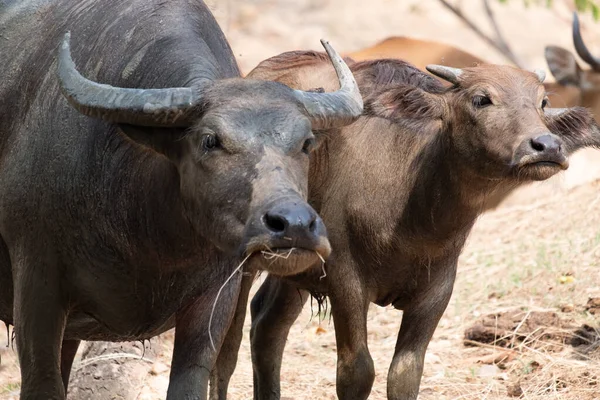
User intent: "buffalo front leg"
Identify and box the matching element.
[250,275,308,400]
[13,251,68,400]
[387,260,457,400]
[167,271,242,400]
[60,339,81,391]
[330,279,374,400]
[209,271,256,400]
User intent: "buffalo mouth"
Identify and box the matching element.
[243,238,332,277]
[515,155,569,181]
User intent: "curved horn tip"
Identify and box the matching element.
[57,32,75,72]
[319,37,362,108]
[319,38,339,61]
[293,38,363,129]
[60,31,72,52]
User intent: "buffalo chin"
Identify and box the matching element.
[517,161,567,181]
[247,248,325,276]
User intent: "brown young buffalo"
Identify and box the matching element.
[211,52,600,400]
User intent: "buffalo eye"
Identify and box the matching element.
[302,137,316,155]
[472,95,492,108]
[541,98,549,110]
[201,134,220,152]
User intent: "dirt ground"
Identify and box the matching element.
[2,0,600,399]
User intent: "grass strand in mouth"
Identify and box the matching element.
[260,248,328,277]
[260,247,296,260]
[208,253,252,352]
[317,251,327,280]
[209,248,317,351]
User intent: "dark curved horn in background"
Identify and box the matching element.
[572,12,600,71]
[293,39,363,130]
[57,32,199,127]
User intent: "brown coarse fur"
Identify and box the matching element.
[211,51,600,400]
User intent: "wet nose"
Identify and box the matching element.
[263,202,322,239]
[530,134,562,154]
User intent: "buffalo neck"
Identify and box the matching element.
[312,117,511,261]
[398,125,518,252]
[400,132,480,244]
[50,120,209,274]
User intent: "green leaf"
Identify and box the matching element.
[575,0,588,12]
[492,0,599,21]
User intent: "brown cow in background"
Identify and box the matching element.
[347,35,483,70]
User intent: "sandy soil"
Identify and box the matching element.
[2,1,600,399]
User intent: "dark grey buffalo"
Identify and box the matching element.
[211,52,600,399]
[0,1,363,399]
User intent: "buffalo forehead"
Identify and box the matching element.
[461,65,544,100]
[204,104,312,148]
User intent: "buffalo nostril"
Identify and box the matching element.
[262,203,321,239]
[263,213,287,233]
[309,218,317,233]
[530,138,546,152]
[530,134,561,153]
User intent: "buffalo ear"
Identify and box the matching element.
[545,46,582,86]
[366,85,445,123]
[544,107,600,152]
[118,124,188,162]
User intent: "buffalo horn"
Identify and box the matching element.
[426,65,463,85]
[57,32,199,127]
[573,12,600,71]
[58,33,363,129]
[533,68,546,83]
[293,39,364,130]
